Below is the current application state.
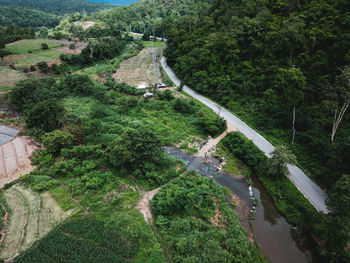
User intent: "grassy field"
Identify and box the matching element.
[143,41,166,47]
[4,49,65,68]
[0,184,74,261]
[0,67,27,89]
[5,39,62,54]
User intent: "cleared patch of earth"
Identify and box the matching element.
[0,136,38,188]
[197,123,237,158]
[135,188,160,224]
[0,185,74,261]
[74,21,96,30]
[113,47,164,88]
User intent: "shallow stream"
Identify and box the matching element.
[165,146,321,263]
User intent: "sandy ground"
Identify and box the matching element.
[74,21,96,30]
[0,185,74,261]
[52,40,88,55]
[0,136,38,188]
[113,47,163,88]
[135,188,160,224]
[197,123,237,158]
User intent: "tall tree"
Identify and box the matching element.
[268,145,296,177]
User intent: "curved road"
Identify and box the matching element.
[161,57,329,214]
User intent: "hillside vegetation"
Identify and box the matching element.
[93,0,215,36]
[165,0,350,261]
[0,0,115,27]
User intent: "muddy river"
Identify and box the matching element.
[165,146,321,263]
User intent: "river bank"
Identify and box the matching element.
[165,146,320,263]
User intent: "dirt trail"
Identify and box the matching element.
[113,47,163,88]
[0,136,38,188]
[197,123,237,158]
[135,188,160,224]
[0,185,74,261]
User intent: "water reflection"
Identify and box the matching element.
[165,146,321,263]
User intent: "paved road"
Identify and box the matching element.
[161,57,329,213]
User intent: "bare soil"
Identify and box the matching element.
[228,193,254,243]
[135,188,160,224]
[197,124,237,158]
[113,47,164,88]
[74,21,96,30]
[0,136,38,188]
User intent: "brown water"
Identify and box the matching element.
[165,147,322,263]
[251,174,321,263]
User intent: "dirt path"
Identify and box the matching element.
[113,47,163,88]
[0,185,74,261]
[0,136,38,188]
[197,124,237,158]
[135,188,160,224]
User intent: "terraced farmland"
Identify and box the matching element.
[0,184,74,261]
[0,136,38,188]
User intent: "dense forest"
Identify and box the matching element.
[93,0,215,36]
[0,0,114,27]
[0,26,35,46]
[164,0,350,261]
[165,0,350,190]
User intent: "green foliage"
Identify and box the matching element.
[327,174,350,217]
[107,128,162,169]
[93,0,214,37]
[42,130,74,155]
[0,0,114,27]
[165,0,350,190]
[172,98,195,114]
[151,172,267,263]
[31,149,53,168]
[268,145,297,177]
[152,171,216,219]
[157,89,174,101]
[15,216,140,263]
[58,74,95,97]
[37,61,49,73]
[41,43,49,50]
[222,132,269,175]
[25,99,65,132]
[197,114,226,137]
[0,25,34,45]
[69,43,76,50]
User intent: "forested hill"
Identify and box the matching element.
[0,0,115,27]
[165,0,350,188]
[93,0,215,36]
[165,1,350,261]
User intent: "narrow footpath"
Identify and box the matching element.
[161,57,329,214]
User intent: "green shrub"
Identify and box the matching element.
[197,114,227,137]
[157,89,174,101]
[25,99,65,132]
[30,65,36,71]
[42,130,74,155]
[58,74,95,97]
[37,61,49,73]
[222,132,268,175]
[172,98,195,114]
[31,149,53,168]
[41,43,49,50]
[106,128,162,170]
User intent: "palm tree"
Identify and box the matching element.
[268,146,296,177]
